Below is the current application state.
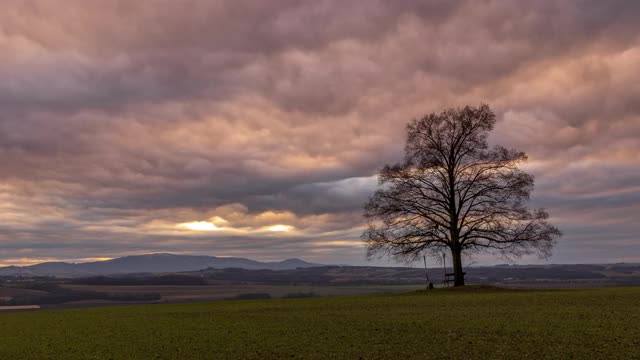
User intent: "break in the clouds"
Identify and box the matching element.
[1,0,639,266]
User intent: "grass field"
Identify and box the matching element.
[1,286,639,359]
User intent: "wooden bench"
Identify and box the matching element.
[443,272,465,286]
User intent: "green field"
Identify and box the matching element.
[1,287,639,359]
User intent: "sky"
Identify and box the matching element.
[1,1,639,267]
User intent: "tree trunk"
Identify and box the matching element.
[451,248,465,286]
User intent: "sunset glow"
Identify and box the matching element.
[178,221,222,232]
[264,225,294,232]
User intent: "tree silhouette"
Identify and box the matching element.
[362,104,561,286]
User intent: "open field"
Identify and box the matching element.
[1,286,639,359]
[0,286,47,298]
[60,284,426,303]
[0,283,426,309]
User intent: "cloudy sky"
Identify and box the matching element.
[1,1,639,267]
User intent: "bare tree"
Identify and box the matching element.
[362,104,561,286]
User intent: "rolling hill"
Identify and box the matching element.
[0,253,321,276]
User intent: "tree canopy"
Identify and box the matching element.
[362,104,562,286]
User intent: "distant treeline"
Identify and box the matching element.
[190,265,615,286]
[70,274,207,286]
[202,267,337,285]
[4,263,638,291]
[470,266,608,282]
[0,283,160,306]
[232,293,271,300]
[229,292,317,301]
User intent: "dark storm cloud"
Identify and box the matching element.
[0,0,458,113]
[1,0,639,265]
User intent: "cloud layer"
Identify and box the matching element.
[1,1,639,266]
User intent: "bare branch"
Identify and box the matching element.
[362,104,562,286]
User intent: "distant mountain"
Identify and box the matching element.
[0,253,322,277]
